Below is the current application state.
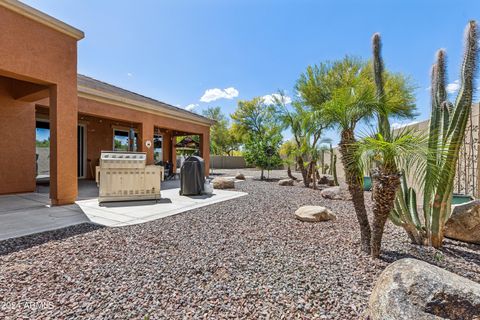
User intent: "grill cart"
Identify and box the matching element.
[96,151,164,203]
[179,156,205,196]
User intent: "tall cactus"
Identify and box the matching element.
[429,21,478,247]
[392,21,478,248]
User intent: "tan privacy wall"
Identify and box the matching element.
[210,156,248,169]
[333,103,480,200]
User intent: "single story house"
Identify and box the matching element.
[0,0,213,205]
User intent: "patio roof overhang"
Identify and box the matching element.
[77,75,215,127]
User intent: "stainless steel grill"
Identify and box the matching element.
[96,151,163,203]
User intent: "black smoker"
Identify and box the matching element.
[179,156,205,196]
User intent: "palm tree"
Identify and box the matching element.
[276,93,330,188]
[366,33,418,258]
[299,57,378,253]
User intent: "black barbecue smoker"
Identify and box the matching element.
[179,156,205,196]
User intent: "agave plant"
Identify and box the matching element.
[391,21,478,248]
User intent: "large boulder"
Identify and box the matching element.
[320,186,344,200]
[368,258,480,320]
[235,172,246,180]
[212,177,235,189]
[445,200,480,244]
[318,174,335,186]
[294,206,336,222]
[278,178,294,186]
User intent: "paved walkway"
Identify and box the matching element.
[0,180,247,240]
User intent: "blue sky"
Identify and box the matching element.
[26,0,479,143]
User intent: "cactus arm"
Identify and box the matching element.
[407,187,422,229]
[423,61,444,229]
[430,21,478,248]
[372,33,391,141]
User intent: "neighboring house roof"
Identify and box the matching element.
[77,74,214,126]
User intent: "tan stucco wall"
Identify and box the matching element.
[78,97,211,175]
[0,5,79,204]
[0,78,36,194]
[0,3,212,202]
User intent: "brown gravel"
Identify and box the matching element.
[1,169,479,319]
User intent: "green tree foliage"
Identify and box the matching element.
[298,57,377,253]
[202,107,240,156]
[276,90,330,187]
[231,97,283,179]
[243,135,283,179]
[297,55,416,255]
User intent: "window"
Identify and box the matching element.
[113,129,137,151]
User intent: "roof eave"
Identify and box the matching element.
[0,0,84,40]
[77,85,215,126]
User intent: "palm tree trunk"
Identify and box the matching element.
[370,168,401,258]
[297,157,310,187]
[339,129,372,253]
[287,165,297,180]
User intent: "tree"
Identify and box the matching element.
[243,135,283,179]
[276,91,330,187]
[202,107,240,155]
[231,97,283,179]
[280,140,299,180]
[303,57,378,253]
[364,33,419,258]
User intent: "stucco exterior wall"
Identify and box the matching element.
[0,78,36,194]
[78,97,211,175]
[0,5,79,204]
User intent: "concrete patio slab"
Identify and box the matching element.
[0,179,247,240]
[0,193,90,241]
[75,187,247,227]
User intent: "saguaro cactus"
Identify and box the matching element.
[392,21,478,248]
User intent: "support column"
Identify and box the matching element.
[171,135,177,172]
[139,120,154,165]
[49,84,78,205]
[162,131,171,163]
[200,131,210,177]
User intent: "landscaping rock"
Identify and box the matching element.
[445,200,480,244]
[235,172,246,180]
[368,258,480,320]
[278,178,294,186]
[318,174,335,186]
[320,186,344,200]
[294,206,336,222]
[212,177,235,189]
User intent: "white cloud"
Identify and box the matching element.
[184,103,198,111]
[127,72,133,77]
[200,87,239,102]
[262,93,292,105]
[446,80,460,94]
[391,120,419,129]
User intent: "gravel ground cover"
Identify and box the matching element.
[1,169,479,319]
